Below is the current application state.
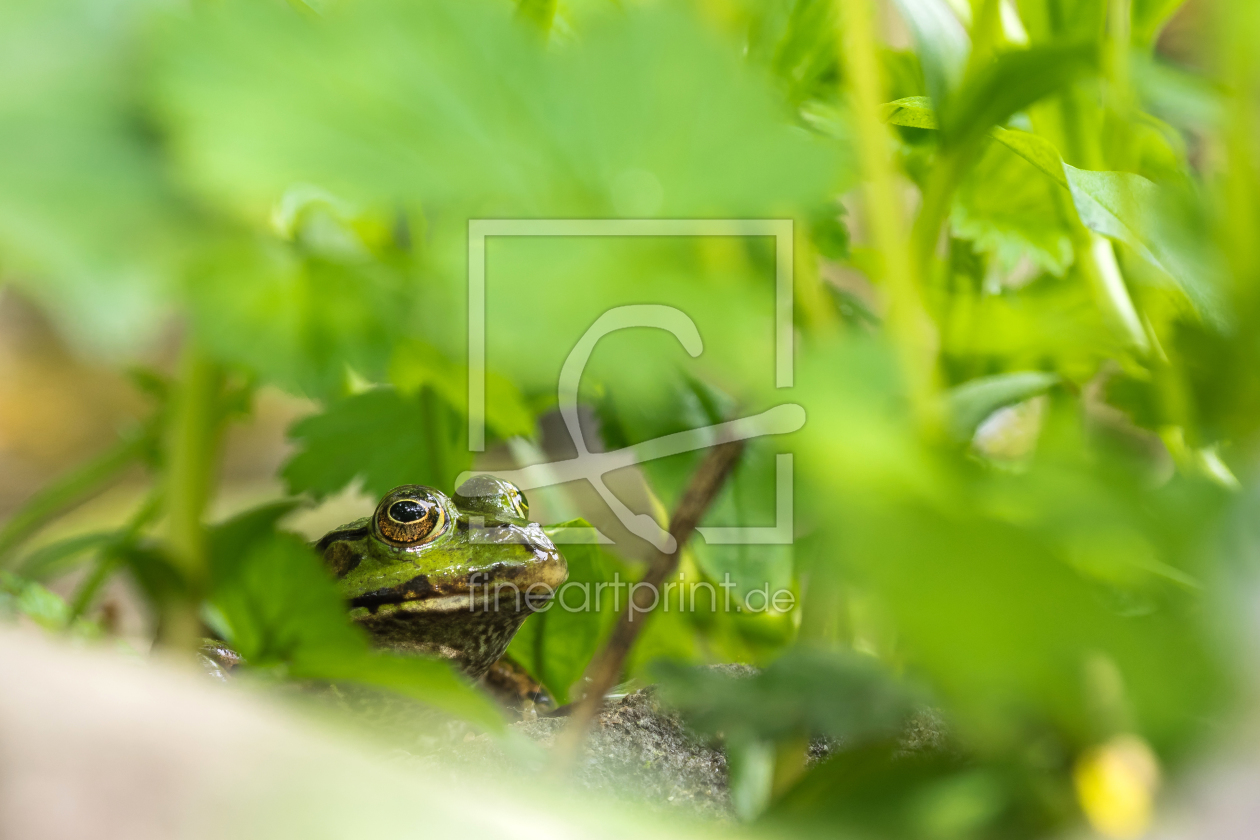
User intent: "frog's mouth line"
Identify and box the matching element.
[347,562,561,614]
[349,589,555,616]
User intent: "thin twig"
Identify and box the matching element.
[549,438,745,771]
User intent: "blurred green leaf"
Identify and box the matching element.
[390,339,534,441]
[1063,164,1225,324]
[951,142,1075,276]
[0,0,187,352]
[940,43,1097,155]
[883,95,939,129]
[767,742,1033,840]
[151,0,833,220]
[283,387,471,500]
[655,648,915,745]
[209,531,351,663]
[207,500,304,586]
[206,519,504,730]
[288,650,504,734]
[890,0,970,106]
[188,237,412,399]
[0,571,71,630]
[1133,0,1190,46]
[727,738,775,822]
[945,371,1060,442]
[747,0,844,107]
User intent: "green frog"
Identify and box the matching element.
[314,475,567,679]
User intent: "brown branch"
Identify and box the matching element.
[549,438,745,771]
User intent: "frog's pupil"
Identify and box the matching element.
[389,500,426,523]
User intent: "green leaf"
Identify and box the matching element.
[390,340,534,441]
[289,649,505,733]
[991,127,1070,186]
[210,532,353,664]
[208,528,505,731]
[0,571,71,630]
[882,96,939,129]
[769,741,996,837]
[1133,0,1189,45]
[1062,164,1224,323]
[207,500,304,586]
[283,387,472,500]
[150,0,832,220]
[189,237,411,400]
[951,141,1075,276]
[747,0,846,107]
[507,519,622,704]
[886,109,1224,324]
[514,0,556,35]
[944,371,1060,442]
[0,0,186,352]
[654,649,915,745]
[890,0,970,106]
[940,43,1098,155]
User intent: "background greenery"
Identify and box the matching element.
[1,0,1257,836]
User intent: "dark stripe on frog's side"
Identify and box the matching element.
[346,563,542,611]
[349,574,435,609]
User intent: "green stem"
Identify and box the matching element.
[1222,0,1260,281]
[0,434,146,566]
[908,149,966,289]
[160,343,226,650]
[837,0,940,430]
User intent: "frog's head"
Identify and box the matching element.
[315,476,567,678]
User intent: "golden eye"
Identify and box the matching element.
[374,488,447,546]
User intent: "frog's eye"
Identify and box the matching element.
[374,487,448,546]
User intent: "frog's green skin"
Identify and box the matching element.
[315,477,567,679]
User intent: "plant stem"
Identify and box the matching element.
[159,343,226,651]
[837,0,940,430]
[1222,0,1260,282]
[549,439,745,771]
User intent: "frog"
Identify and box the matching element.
[313,475,568,679]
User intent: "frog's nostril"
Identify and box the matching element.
[388,500,426,523]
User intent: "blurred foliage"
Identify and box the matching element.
[3,0,1260,836]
